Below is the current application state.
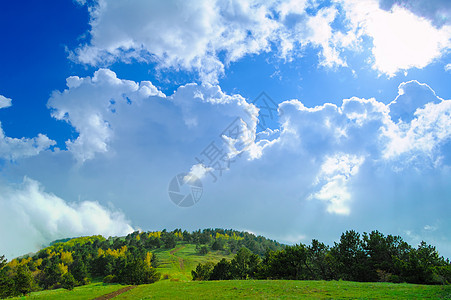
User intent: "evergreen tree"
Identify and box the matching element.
[14,265,34,295]
[61,272,77,290]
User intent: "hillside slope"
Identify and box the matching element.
[0,228,283,298]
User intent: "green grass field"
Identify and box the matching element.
[11,282,127,300]
[13,280,451,299]
[117,280,451,299]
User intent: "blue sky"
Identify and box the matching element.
[0,0,450,260]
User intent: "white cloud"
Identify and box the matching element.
[0,96,55,161]
[48,69,165,162]
[0,130,55,161]
[278,233,307,244]
[305,6,350,68]
[72,0,280,83]
[276,96,390,160]
[309,154,365,215]
[0,95,12,109]
[264,79,450,215]
[71,0,451,82]
[339,0,451,76]
[383,81,451,161]
[276,80,451,169]
[424,224,437,231]
[184,164,214,182]
[48,69,258,163]
[0,177,134,259]
[67,1,352,82]
[445,63,451,72]
[318,153,364,177]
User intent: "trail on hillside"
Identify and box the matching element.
[92,285,136,300]
[169,245,185,255]
[170,246,186,271]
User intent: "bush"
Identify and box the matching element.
[0,271,15,298]
[432,265,451,285]
[61,272,76,290]
[387,274,402,283]
[192,262,214,281]
[211,239,225,251]
[117,258,160,285]
[198,246,208,255]
[103,274,116,283]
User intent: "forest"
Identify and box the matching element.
[192,230,451,284]
[0,228,449,298]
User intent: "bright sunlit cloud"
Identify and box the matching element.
[339,0,451,76]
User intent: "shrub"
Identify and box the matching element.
[103,274,116,283]
[61,272,76,290]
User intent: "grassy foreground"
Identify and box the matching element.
[11,282,127,299]
[116,280,451,299]
[13,280,451,299]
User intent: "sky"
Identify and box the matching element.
[0,0,450,260]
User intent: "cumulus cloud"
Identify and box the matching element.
[339,0,451,76]
[68,0,358,83]
[48,69,165,162]
[48,68,258,163]
[0,96,55,161]
[72,0,280,83]
[71,0,451,82]
[383,81,451,161]
[0,95,12,109]
[278,79,451,166]
[265,79,450,214]
[0,177,134,259]
[0,130,55,161]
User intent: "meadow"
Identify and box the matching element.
[151,243,234,281]
[12,279,451,299]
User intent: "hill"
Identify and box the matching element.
[0,228,283,298]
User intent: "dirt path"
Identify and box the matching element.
[177,256,184,271]
[92,285,136,300]
[169,245,185,255]
[169,246,185,271]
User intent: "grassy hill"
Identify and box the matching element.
[1,229,283,298]
[151,243,234,281]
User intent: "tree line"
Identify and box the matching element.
[192,230,451,285]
